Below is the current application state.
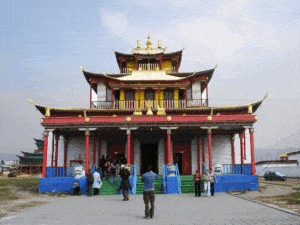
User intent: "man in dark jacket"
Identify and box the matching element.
[99,155,106,178]
[193,170,202,197]
[119,165,131,201]
[86,169,94,196]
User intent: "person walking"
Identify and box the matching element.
[93,169,102,195]
[193,170,202,197]
[141,165,159,219]
[203,170,211,197]
[209,168,217,196]
[86,169,94,196]
[109,163,117,186]
[99,155,106,178]
[119,165,132,201]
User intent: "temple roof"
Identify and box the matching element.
[117,71,185,81]
[29,95,266,117]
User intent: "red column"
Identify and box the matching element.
[249,128,256,175]
[231,135,235,165]
[111,89,114,108]
[202,137,205,174]
[166,129,172,165]
[98,139,101,167]
[131,137,134,165]
[90,82,92,108]
[127,129,131,165]
[63,137,68,168]
[85,130,90,173]
[55,135,59,177]
[206,82,208,106]
[208,129,212,170]
[42,130,49,178]
[51,133,55,166]
[197,137,200,171]
[93,139,96,165]
[239,133,244,165]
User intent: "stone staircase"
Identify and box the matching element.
[97,176,120,195]
[136,176,164,195]
[180,175,204,194]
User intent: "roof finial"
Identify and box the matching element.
[146,35,152,50]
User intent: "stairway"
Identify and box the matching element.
[97,176,120,195]
[180,176,204,194]
[136,176,164,195]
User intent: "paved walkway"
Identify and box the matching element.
[1,193,299,225]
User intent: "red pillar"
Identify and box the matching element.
[131,137,134,165]
[127,129,131,165]
[55,135,59,177]
[51,133,55,167]
[202,137,205,174]
[231,135,235,165]
[166,129,172,165]
[249,128,256,175]
[85,130,90,173]
[93,139,96,165]
[208,129,212,170]
[42,130,49,178]
[98,139,101,167]
[197,137,200,171]
[239,133,244,165]
[206,82,208,106]
[90,82,92,108]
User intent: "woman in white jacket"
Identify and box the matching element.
[93,169,102,196]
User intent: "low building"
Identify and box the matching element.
[256,151,300,177]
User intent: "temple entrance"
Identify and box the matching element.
[141,143,158,175]
[175,153,183,175]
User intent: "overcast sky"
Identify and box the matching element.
[0,0,299,156]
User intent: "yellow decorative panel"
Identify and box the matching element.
[162,61,172,67]
[127,61,136,68]
[140,90,145,108]
[135,90,139,109]
[120,89,125,109]
[159,91,164,107]
[155,90,159,109]
[174,88,179,108]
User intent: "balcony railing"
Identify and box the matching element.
[91,99,208,109]
[121,65,177,73]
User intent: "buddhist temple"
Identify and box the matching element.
[31,36,266,194]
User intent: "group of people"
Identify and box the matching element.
[99,155,127,180]
[193,168,217,197]
[84,162,158,219]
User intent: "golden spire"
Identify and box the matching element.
[137,40,140,48]
[146,35,152,50]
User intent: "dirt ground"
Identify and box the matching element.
[228,177,300,214]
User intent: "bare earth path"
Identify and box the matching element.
[0,192,299,225]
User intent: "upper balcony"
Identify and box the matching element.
[122,63,177,74]
[91,99,208,109]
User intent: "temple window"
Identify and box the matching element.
[145,90,155,100]
[164,90,174,100]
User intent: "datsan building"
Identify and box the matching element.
[31,37,266,194]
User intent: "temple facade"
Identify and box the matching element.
[31,36,266,180]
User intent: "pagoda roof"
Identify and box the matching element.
[114,49,183,69]
[82,68,215,92]
[29,94,266,117]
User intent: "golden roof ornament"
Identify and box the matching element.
[137,40,140,48]
[146,35,152,50]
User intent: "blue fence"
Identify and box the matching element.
[163,164,167,194]
[46,167,75,178]
[222,164,252,175]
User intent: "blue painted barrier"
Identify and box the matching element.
[214,175,258,192]
[39,177,87,194]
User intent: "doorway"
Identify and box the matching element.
[175,153,183,175]
[141,143,158,175]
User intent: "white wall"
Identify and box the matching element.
[234,130,251,165]
[134,139,141,175]
[158,138,165,176]
[47,131,53,166]
[191,137,198,174]
[192,81,201,99]
[97,82,106,101]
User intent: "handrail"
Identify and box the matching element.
[221,164,252,175]
[91,99,208,109]
[163,164,167,194]
[46,166,75,178]
[175,164,181,194]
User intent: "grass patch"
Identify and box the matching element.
[47,192,66,197]
[274,192,300,205]
[264,182,291,187]
[292,187,300,191]
[0,178,40,188]
[0,187,19,201]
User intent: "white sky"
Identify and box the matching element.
[0,0,299,155]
